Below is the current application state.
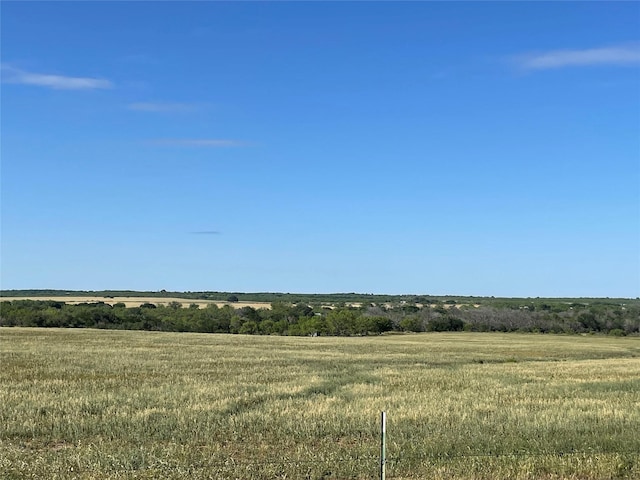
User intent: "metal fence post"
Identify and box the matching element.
[380,411,386,480]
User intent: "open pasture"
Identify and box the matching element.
[1,329,638,479]
[0,296,273,310]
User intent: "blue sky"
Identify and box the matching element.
[2,2,639,297]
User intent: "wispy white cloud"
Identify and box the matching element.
[1,64,113,90]
[128,102,201,113]
[513,43,640,70]
[147,139,248,147]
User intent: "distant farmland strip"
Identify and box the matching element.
[0,296,273,309]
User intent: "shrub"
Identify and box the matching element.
[609,328,626,337]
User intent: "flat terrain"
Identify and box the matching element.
[0,296,272,309]
[1,329,638,479]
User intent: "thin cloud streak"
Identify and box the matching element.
[1,64,113,90]
[514,44,640,70]
[147,139,249,147]
[128,102,199,113]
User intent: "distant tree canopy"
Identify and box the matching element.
[3,289,637,311]
[1,298,638,337]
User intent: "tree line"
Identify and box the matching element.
[1,299,638,336]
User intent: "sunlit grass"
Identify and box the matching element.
[1,328,638,479]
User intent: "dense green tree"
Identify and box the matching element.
[399,315,423,332]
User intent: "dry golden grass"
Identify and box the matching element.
[0,296,272,309]
[1,329,638,479]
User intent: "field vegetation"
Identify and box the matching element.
[2,294,638,336]
[0,296,272,309]
[1,328,639,479]
[3,289,638,308]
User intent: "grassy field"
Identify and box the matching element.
[0,296,273,309]
[1,328,638,479]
